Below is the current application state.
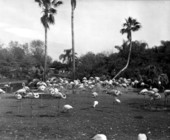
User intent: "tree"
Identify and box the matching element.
[113,17,141,79]
[35,0,62,81]
[59,48,78,71]
[59,49,72,64]
[30,40,45,66]
[71,0,76,80]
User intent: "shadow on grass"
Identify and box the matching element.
[6,111,13,114]
[80,107,92,110]
[39,114,55,117]
[129,102,170,112]
[134,115,144,119]
[38,106,49,109]
[16,115,25,117]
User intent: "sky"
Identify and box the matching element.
[0,0,170,60]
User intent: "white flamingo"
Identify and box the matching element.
[148,92,161,107]
[51,89,66,113]
[93,101,99,108]
[105,89,122,104]
[63,104,73,112]
[138,89,149,104]
[114,97,121,103]
[137,133,147,140]
[15,93,22,114]
[34,93,40,99]
[92,134,107,140]
[15,83,30,97]
[0,88,5,94]
[92,92,98,98]
[15,94,22,100]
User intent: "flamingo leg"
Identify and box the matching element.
[164,97,167,106]
[57,99,60,115]
[144,95,146,106]
[30,98,33,118]
[18,101,20,114]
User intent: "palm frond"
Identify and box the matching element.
[59,54,65,61]
[44,0,51,5]
[41,15,49,28]
[133,21,140,26]
[64,49,72,55]
[53,0,63,7]
[48,14,55,24]
[35,0,41,3]
[123,23,128,27]
[49,8,57,14]
[120,28,128,34]
[131,25,141,31]
[35,0,43,7]
[128,17,133,23]
[71,0,76,10]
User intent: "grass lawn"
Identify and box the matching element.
[0,87,170,140]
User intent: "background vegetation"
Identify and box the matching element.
[0,39,169,88]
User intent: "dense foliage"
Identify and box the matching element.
[0,40,52,80]
[0,40,169,87]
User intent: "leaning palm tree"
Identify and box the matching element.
[71,0,76,81]
[113,17,141,79]
[35,0,62,81]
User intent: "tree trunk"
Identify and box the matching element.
[113,36,132,79]
[71,6,75,81]
[44,27,47,82]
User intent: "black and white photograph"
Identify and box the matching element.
[0,0,170,139]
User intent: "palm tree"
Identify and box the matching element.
[35,0,62,81]
[59,48,78,71]
[59,49,72,64]
[71,0,76,80]
[113,17,141,79]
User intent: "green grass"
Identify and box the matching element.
[0,87,170,140]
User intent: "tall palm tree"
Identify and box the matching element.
[113,17,141,79]
[71,0,76,80]
[35,0,62,81]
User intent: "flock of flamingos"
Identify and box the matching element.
[0,76,170,140]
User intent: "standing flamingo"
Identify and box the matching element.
[51,89,66,114]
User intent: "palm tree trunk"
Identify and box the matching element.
[71,6,75,81]
[71,5,76,94]
[44,27,47,82]
[113,37,132,79]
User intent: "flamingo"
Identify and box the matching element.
[51,89,66,113]
[92,134,107,140]
[4,82,11,93]
[93,101,99,108]
[92,92,98,98]
[15,94,22,114]
[0,88,5,94]
[105,89,122,102]
[34,93,40,99]
[148,92,161,108]
[138,89,149,104]
[63,104,73,112]
[104,89,122,110]
[114,97,121,103]
[137,133,147,140]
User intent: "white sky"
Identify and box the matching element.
[0,0,170,60]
